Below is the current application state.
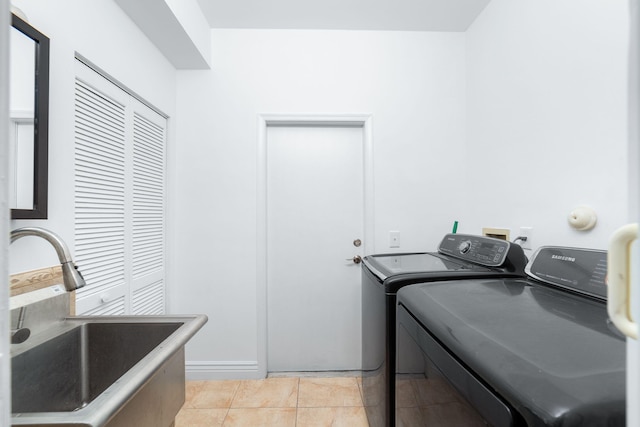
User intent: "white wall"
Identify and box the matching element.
[463,0,629,252]
[172,30,467,377]
[8,0,177,274]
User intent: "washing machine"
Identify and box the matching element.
[396,246,625,426]
[361,233,528,427]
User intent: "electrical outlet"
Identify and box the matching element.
[519,227,533,250]
[389,231,400,248]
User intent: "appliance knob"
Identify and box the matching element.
[458,241,471,254]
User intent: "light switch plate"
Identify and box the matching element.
[389,231,400,248]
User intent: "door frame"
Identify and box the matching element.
[628,1,640,424]
[1,0,10,422]
[257,113,374,377]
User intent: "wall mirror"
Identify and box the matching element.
[9,13,49,219]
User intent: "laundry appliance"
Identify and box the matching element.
[396,246,625,426]
[361,233,528,427]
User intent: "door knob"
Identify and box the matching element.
[347,255,362,264]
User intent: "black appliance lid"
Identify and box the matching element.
[363,252,474,279]
[398,279,625,426]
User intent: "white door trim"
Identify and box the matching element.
[257,113,374,377]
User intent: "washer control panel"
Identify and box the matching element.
[438,234,511,267]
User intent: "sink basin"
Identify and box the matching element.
[13,322,181,413]
[11,315,207,427]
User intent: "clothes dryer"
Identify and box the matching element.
[396,246,625,426]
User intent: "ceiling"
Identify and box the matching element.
[196,0,492,32]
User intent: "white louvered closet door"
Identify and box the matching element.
[130,101,166,315]
[74,60,167,316]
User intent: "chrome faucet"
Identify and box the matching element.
[10,227,86,292]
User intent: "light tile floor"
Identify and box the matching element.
[176,376,369,427]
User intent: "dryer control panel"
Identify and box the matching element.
[525,246,607,300]
[438,234,514,268]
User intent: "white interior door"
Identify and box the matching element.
[267,124,364,372]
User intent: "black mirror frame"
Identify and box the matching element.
[10,13,49,220]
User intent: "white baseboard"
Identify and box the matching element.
[185,361,264,380]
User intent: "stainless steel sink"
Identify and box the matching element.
[11,315,207,427]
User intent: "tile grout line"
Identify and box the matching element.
[221,380,242,427]
[295,377,300,427]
